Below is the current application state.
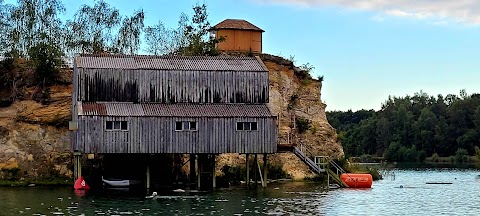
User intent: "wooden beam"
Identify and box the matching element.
[246,154,250,188]
[212,154,216,189]
[190,154,196,188]
[197,156,201,189]
[263,154,267,188]
[146,164,151,190]
[254,154,258,189]
[257,157,264,187]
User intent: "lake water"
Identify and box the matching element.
[1,168,479,215]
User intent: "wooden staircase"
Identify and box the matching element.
[292,146,349,188]
[293,146,325,173]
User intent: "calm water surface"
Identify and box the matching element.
[1,168,479,215]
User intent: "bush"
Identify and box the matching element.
[475,146,480,162]
[296,117,312,134]
[384,142,426,162]
[28,42,63,86]
[430,153,439,162]
[455,148,469,163]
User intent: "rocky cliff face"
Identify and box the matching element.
[0,55,343,181]
[266,55,343,180]
[0,85,72,180]
[217,54,344,180]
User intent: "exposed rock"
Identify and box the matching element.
[0,96,72,179]
[217,54,343,180]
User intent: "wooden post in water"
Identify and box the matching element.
[212,154,216,189]
[146,164,151,190]
[197,155,202,189]
[254,154,258,189]
[327,171,330,190]
[263,154,268,188]
[246,154,250,188]
[190,154,196,188]
[73,152,82,180]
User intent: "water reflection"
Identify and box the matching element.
[0,168,479,215]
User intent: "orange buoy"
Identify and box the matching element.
[74,176,90,190]
[340,173,373,188]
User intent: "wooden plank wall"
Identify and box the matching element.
[74,116,277,154]
[76,68,268,104]
[216,29,262,53]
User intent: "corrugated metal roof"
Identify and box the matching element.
[75,55,268,71]
[78,102,274,117]
[212,19,264,32]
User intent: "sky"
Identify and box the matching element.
[6,0,480,111]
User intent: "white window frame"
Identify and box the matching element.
[175,121,198,131]
[106,121,128,131]
[236,122,258,131]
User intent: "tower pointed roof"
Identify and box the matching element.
[212,19,264,32]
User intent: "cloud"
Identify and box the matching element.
[257,0,480,24]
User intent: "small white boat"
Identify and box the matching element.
[102,177,141,187]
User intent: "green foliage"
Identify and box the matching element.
[296,117,312,134]
[475,146,480,162]
[327,90,480,162]
[28,42,62,85]
[66,0,121,54]
[455,148,469,163]
[115,10,145,54]
[2,0,65,57]
[144,3,223,56]
[294,64,313,80]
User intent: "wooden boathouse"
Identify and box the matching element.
[71,55,277,189]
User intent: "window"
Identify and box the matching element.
[175,121,198,131]
[106,121,128,131]
[236,122,258,131]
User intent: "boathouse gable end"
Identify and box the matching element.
[74,55,269,103]
[74,103,277,154]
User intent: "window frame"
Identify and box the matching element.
[236,121,258,131]
[105,120,128,131]
[175,121,198,132]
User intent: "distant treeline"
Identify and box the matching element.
[327,90,480,162]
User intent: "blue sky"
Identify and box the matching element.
[7,0,480,111]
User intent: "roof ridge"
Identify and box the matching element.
[212,19,264,32]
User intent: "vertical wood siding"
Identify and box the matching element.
[216,29,262,53]
[76,68,268,104]
[75,116,277,154]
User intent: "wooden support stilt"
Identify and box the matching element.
[197,155,201,189]
[327,171,330,190]
[190,154,196,188]
[146,164,151,190]
[73,152,82,180]
[246,154,250,188]
[212,154,216,189]
[263,154,268,188]
[254,154,258,189]
[257,157,264,187]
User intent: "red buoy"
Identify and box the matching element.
[74,176,90,190]
[340,173,373,188]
